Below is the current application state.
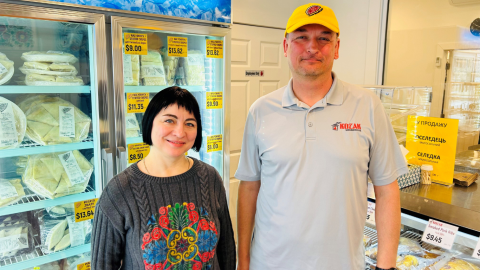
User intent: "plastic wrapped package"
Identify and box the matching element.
[0,96,27,149]
[160,47,178,86]
[25,73,84,86]
[21,51,78,63]
[439,258,480,269]
[363,235,371,247]
[63,252,91,270]
[20,62,78,76]
[0,52,14,85]
[398,237,425,256]
[23,261,62,270]
[0,178,25,208]
[0,212,28,226]
[395,254,443,270]
[45,203,75,219]
[125,113,140,138]
[0,221,34,260]
[23,150,93,199]
[185,50,205,86]
[140,50,166,86]
[39,216,68,254]
[20,96,91,145]
[123,54,139,86]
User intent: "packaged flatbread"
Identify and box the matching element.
[23,61,51,71]
[21,96,91,145]
[140,50,166,86]
[125,113,140,137]
[49,62,77,72]
[123,54,139,86]
[25,73,83,86]
[23,150,93,199]
[0,52,14,85]
[0,96,27,150]
[21,51,78,63]
[184,50,205,86]
[0,222,34,260]
[0,179,25,208]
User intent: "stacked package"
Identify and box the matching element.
[23,150,93,199]
[0,178,25,208]
[0,213,34,260]
[20,51,84,86]
[185,50,205,86]
[0,96,26,149]
[0,52,14,85]
[125,113,141,138]
[160,47,178,86]
[123,54,140,86]
[140,50,167,86]
[17,95,91,145]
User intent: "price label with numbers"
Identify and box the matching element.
[206,39,223,59]
[128,142,150,163]
[124,33,147,55]
[77,262,91,270]
[206,92,223,109]
[207,135,223,153]
[422,219,458,250]
[168,36,188,57]
[74,198,98,222]
[366,201,375,225]
[126,92,149,113]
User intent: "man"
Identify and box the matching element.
[235,3,408,270]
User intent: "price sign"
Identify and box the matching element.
[366,201,375,225]
[74,199,98,222]
[207,135,223,153]
[168,36,188,57]
[206,92,223,109]
[77,262,91,270]
[128,142,150,163]
[206,39,223,59]
[126,92,149,113]
[422,219,458,249]
[124,33,147,55]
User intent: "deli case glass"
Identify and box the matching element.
[0,3,109,269]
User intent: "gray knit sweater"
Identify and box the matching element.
[91,158,236,270]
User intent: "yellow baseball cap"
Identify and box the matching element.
[285,3,339,37]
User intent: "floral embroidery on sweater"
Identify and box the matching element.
[142,203,218,270]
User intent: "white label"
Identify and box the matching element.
[125,115,138,129]
[47,51,64,54]
[123,55,133,83]
[0,181,18,199]
[0,233,28,253]
[472,238,480,259]
[59,106,75,138]
[0,102,19,147]
[58,151,85,185]
[366,201,376,225]
[0,63,7,75]
[422,219,458,250]
[67,216,85,247]
[141,65,165,77]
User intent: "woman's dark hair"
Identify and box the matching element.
[142,86,202,152]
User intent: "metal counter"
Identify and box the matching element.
[368,182,480,232]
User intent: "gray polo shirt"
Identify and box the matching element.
[235,74,408,270]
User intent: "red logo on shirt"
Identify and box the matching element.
[332,122,362,131]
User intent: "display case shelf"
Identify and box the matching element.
[126,136,143,145]
[0,240,90,270]
[125,85,206,93]
[0,185,95,216]
[0,86,91,94]
[0,136,94,158]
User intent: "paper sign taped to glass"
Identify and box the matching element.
[406,116,459,185]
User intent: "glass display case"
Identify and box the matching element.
[0,3,108,269]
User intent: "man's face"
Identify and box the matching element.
[284,24,340,78]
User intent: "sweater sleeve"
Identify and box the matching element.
[213,171,237,270]
[91,205,125,270]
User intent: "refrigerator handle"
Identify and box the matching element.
[117,146,127,173]
[101,148,114,188]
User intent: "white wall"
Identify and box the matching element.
[232,0,387,85]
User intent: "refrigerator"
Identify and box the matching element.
[0,2,110,269]
[111,17,231,189]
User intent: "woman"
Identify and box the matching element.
[92,87,236,270]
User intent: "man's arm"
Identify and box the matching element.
[237,180,261,270]
[374,180,401,269]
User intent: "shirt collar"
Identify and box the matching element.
[282,72,344,109]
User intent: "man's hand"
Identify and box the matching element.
[374,180,401,269]
[237,180,261,270]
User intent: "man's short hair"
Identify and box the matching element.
[142,86,203,152]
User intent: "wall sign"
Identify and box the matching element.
[406,116,459,185]
[245,70,264,77]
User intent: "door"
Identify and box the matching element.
[229,24,291,241]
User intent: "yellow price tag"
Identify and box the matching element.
[206,39,223,59]
[128,143,150,164]
[124,33,148,55]
[168,36,188,57]
[206,92,223,109]
[77,262,91,270]
[74,199,98,222]
[207,135,223,153]
[126,93,149,113]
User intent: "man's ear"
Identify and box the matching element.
[334,37,340,60]
[283,37,288,57]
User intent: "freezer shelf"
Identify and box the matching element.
[0,86,90,94]
[0,185,95,216]
[0,136,94,158]
[125,85,206,93]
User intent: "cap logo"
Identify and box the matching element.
[306,5,323,16]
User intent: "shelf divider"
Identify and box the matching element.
[0,86,91,94]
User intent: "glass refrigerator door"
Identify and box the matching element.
[112,17,230,180]
[0,4,107,269]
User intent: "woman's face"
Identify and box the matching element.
[150,104,197,158]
